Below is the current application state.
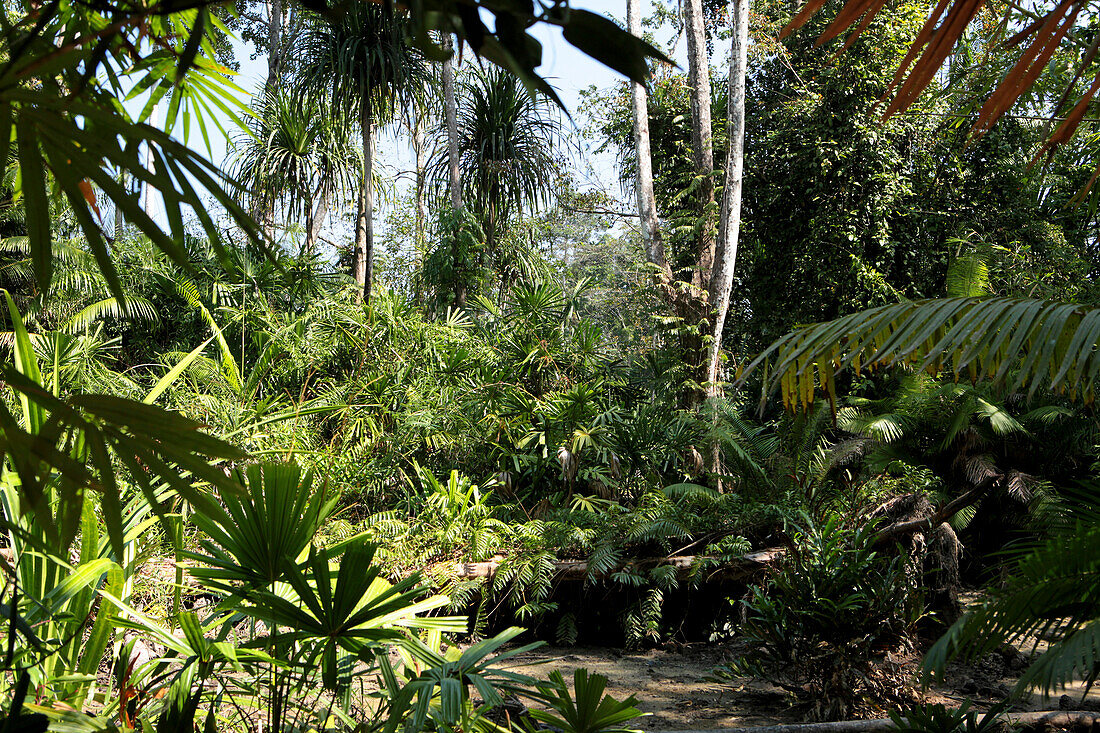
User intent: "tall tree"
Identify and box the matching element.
[298,4,429,303]
[704,0,749,393]
[628,0,671,283]
[435,67,560,253]
[442,34,463,211]
[683,0,716,292]
[141,102,162,222]
[623,1,739,405]
[228,88,358,255]
[266,0,284,89]
[412,114,429,255]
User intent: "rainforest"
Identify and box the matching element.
[3,0,1100,729]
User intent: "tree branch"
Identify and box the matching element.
[872,474,999,547]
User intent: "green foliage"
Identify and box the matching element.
[527,669,646,733]
[423,207,488,310]
[8,0,1100,719]
[229,86,358,245]
[431,67,564,252]
[923,485,1100,697]
[746,296,1100,412]
[889,700,1008,733]
[297,2,429,125]
[585,0,1096,351]
[721,513,922,720]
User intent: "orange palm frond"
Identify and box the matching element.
[781,0,1100,152]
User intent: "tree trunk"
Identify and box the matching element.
[114,170,126,238]
[266,0,283,90]
[413,115,428,253]
[141,102,161,222]
[629,0,673,284]
[683,0,715,293]
[353,95,375,304]
[303,180,330,256]
[704,0,749,396]
[442,35,463,211]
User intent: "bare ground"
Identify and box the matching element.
[504,643,799,730]
[500,638,1100,731]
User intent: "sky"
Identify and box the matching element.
[152,0,682,241]
[217,0,678,184]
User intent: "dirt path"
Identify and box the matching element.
[502,640,1100,731]
[505,644,799,730]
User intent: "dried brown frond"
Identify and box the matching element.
[782,0,1099,156]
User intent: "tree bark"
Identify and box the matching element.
[141,102,161,222]
[266,0,284,90]
[442,35,463,211]
[303,180,330,256]
[629,0,673,284]
[704,0,749,396]
[871,475,998,547]
[114,170,126,237]
[413,114,428,253]
[683,0,715,293]
[353,94,376,304]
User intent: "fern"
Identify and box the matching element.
[556,613,579,646]
[925,506,1100,696]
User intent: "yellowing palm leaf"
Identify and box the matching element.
[743,297,1100,410]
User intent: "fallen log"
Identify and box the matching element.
[658,710,1100,733]
[443,478,997,586]
[444,548,786,583]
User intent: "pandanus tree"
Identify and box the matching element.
[433,67,561,268]
[229,87,359,255]
[297,3,430,303]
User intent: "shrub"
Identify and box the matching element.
[720,512,924,720]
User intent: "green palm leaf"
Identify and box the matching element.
[62,297,160,332]
[924,500,1100,696]
[742,297,1100,410]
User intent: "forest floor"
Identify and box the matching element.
[502,636,1100,730]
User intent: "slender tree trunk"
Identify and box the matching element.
[353,187,366,281]
[629,0,673,284]
[704,0,749,484]
[442,35,463,211]
[683,0,715,292]
[412,112,429,305]
[705,0,748,396]
[266,0,283,90]
[115,169,126,238]
[364,118,375,304]
[353,94,375,305]
[141,102,160,222]
[413,115,428,252]
[303,180,330,255]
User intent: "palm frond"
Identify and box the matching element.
[63,297,160,332]
[924,515,1100,696]
[742,297,1100,410]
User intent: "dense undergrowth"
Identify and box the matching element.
[5,0,1100,726]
